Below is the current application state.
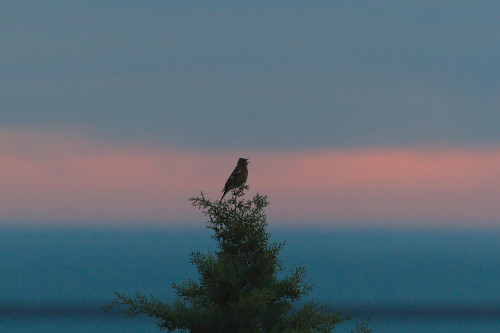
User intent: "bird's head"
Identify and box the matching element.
[237,158,249,166]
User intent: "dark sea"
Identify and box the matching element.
[1,227,499,332]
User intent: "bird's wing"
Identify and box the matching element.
[222,166,240,191]
[230,167,242,177]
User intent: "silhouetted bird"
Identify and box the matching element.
[221,158,249,200]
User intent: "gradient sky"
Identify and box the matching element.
[1,2,499,227]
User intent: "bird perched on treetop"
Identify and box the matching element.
[221,158,249,200]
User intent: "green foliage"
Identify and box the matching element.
[105,186,370,332]
[351,318,371,333]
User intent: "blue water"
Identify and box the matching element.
[1,227,499,332]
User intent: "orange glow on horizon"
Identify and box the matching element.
[0,130,499,227]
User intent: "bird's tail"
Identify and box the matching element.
[221,191,227,200]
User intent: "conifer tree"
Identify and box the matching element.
[105,186,370,333]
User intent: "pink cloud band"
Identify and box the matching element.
[0,130,499,227]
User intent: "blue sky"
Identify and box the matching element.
[2,1,499,149]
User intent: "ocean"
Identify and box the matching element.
[1,227,499,332]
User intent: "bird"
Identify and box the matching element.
[221,158,249,200]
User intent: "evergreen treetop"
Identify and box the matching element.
[105,186,370,333]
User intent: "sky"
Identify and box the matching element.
[1,1,499,227]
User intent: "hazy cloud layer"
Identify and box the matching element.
[1,130,499,226]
